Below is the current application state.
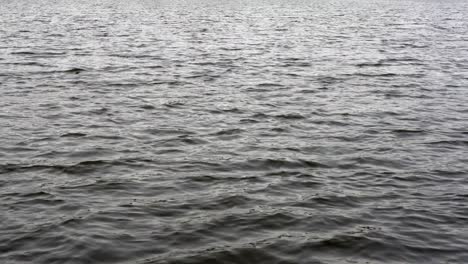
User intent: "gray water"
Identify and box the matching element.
[1,0,468,263]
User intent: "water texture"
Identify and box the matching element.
[1,0,468,263]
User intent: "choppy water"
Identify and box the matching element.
[1,0,468,263]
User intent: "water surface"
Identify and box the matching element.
[1,0,468,263]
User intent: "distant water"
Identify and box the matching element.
[1,0,468,263]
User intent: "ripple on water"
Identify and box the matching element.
[1,0,468,263]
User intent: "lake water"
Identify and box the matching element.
[1,0,468,263]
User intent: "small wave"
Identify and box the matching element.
[163,101,185,108]
[256,83,284,87]
[4,191,53,198]
[10,51,66,56]
[233,158,328,171]
[211,107,244,114]
[139,105,156,110]
[1,61,49,66]
[141,128,195,136]
[426,140,468,147]
[292,194,363,208]
[350,73,398,77]
[63,68,86,74]
[0,160,125,175]
[273,113,306,120]
[150,246,291,264]
[212,128,244,136]
[190,195,263,211]
[60,132,87,138]
[160,136,208,146]
[392,129,426,135]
